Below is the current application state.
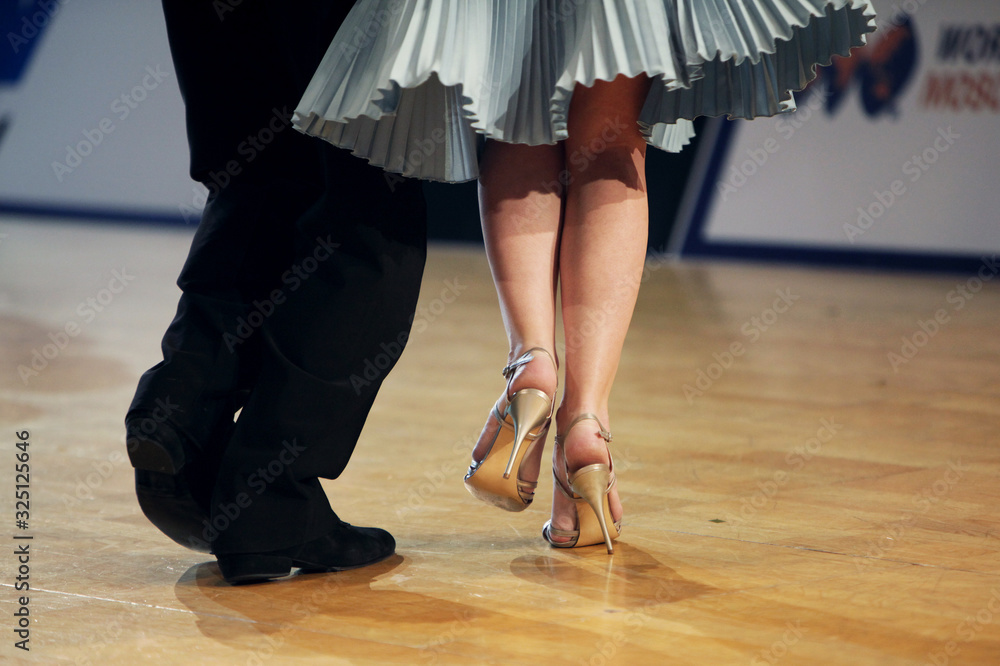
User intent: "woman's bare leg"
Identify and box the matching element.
[550,75,652,538]
[471,142,563,484]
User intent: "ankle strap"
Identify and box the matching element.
[554,413,612,445]
[501,347,557,379]
[551,413,616,502]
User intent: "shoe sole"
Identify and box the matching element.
[134,472,212,553]
[127,419,210,553]
[217,550,395,584]
[127,427,186,474]
[463,479,531,512]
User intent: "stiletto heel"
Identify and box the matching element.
[504,390,552,479]
[543,414,621,553]
[465,348,556,511]
[570,465,615,554]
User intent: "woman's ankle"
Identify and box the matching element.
[506,348,558,397]
[554,408,612,471]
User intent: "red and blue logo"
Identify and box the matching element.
[802,15,921,118]
[802,14,1000,116]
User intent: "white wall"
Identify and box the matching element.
[0,1,195,221]
[675,0,1000,261]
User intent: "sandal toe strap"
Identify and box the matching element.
[544,524,579,540]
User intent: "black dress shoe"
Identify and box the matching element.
[215,521,396,584]
[126,414,231,553]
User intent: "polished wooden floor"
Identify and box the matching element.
[1,219,999,664]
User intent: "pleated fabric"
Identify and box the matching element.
[293,0,877,183]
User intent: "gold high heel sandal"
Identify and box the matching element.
[543,414,621,554]
[464,348,556,512]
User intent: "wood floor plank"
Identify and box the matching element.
[1,220,998,664]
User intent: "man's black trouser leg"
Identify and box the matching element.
[131,0,428,553]
[208,192,427,554]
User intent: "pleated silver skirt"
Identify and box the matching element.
[293,0,877,183]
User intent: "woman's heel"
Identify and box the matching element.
[542,413,621,553]
[504,390,552,478]
[569,464,615,554]
[465,348,556,511]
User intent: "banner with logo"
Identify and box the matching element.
[672,0,1000,270]
[0,1,194,223]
